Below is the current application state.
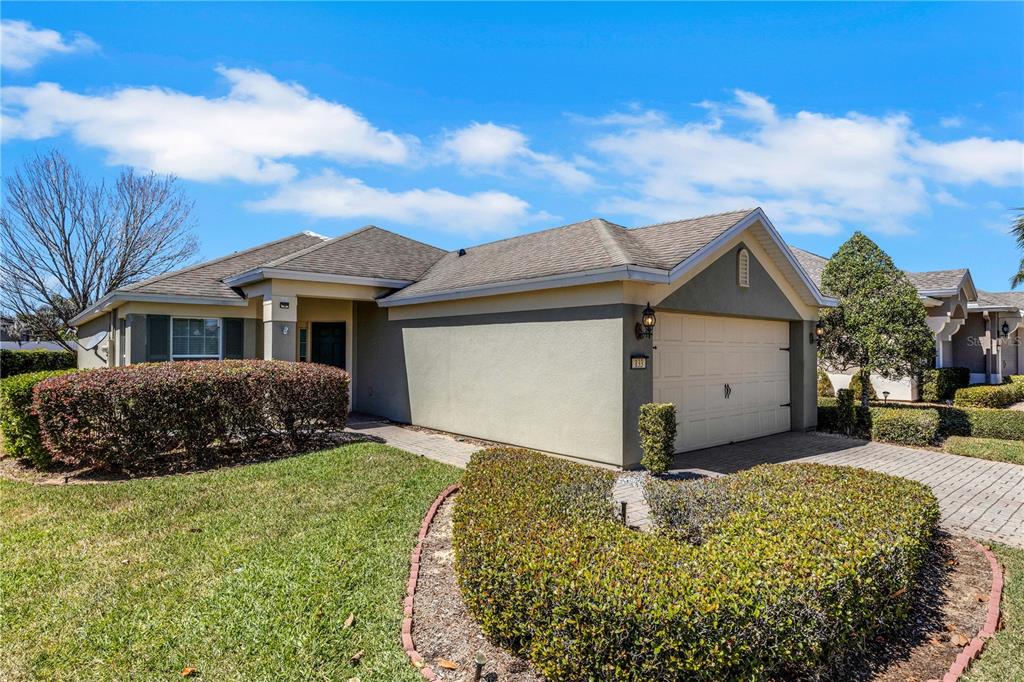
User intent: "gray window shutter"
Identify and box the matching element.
[223,318,244,359]
[146,315,170,362]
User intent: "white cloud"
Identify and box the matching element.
[248,170,536,236]
[911,137,1024,185]
[589,89,1023,236]
[1,66,413,183]
[1,19,97,70]
[442,122,593,191]
[940,116,964,129]
[933,189,966,207]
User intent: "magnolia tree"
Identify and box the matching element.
[818,232,934,407]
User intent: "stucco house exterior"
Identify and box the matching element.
[792,248,1022,400]
[70,207,835,468]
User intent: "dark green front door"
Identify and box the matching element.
[311,322,346,369]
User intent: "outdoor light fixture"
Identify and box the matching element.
[882,391,890,404]
[1002,321,1011,337]
[635,303,656,339]
[282,324,290,335]
[811,320,824,345]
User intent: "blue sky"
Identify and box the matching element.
[2,2,1022,290]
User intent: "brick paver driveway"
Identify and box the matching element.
[659,432,1024,548]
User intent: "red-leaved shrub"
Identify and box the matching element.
[33,360,349,468]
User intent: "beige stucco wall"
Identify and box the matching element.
[383,311,625,466]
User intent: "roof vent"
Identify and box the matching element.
[458,248,467,257]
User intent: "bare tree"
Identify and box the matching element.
[1,150,198,350]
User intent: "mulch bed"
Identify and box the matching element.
[412,495,994,682]
[0,431,381,485]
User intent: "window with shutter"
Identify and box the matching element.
[146,315,170,362]
[223,318,244,359]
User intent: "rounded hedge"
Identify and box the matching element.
[0,369,76,467]
[0,348,75,378]
[454,449,938,681]
[34,360,349,469]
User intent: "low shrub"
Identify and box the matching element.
[34,360,349,469]
[849,368,877,401]
[954,382,1024,409]
[817,367,835,397]
[454,449,938,681]
[870,407,939,447]
[818,399,1024,443]
[638,402,677,474]
[944,436,1024,465]
[0,348,75,378]
[919,367,970,403]
[0,369,76,467]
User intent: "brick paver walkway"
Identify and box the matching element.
[613,432,1024,548]
[345,414,480,468]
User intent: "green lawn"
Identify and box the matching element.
[966,544,1024,682]
[944,436,1024,466]
[0,443,460,681]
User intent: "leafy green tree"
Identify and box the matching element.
[818,232,934,407]
[1010,208,1024,288]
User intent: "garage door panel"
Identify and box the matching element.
[654,312,792,454]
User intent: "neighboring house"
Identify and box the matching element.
[0,315,66,351]
[70,208,835,468]
[791,248,1021,398]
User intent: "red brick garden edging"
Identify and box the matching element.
[933,539,1005,682]
[401,489,1005,682]
[402,483,461,681]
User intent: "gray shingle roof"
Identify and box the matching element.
[385,209,755,302]
[261,226,446,281]
[905,269,970,293]
[975,290,1024,309]
[122,232,326,299]
[788,246,971,297]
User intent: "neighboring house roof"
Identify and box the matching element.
[0,341,67,351]
[223,225,446,288]
[787,247,978,302]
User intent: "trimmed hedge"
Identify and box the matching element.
[454,448,938,681]
[638,402,676,474]
[871,407,939,446]
[34,360,349,469]
[849,368,877,401]
[0,348,75,378]
[818,398,1024,444]
[920,366,970,403]
[817,367,835,397]
[954,382,1024,409]
[0,369,76,467]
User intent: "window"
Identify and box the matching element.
[171,318,221,360]
[298,326,308,362]
[737,248,750,288]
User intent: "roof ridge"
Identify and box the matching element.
[121,231,324,292]
[630,207,756,231]
[458,217,604,252]
[589,218,634,266]
[260,225,377,268]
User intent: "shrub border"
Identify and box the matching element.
[402,482,461,681]
[941,540,1004,682]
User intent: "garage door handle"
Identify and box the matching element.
[724,383,732,399]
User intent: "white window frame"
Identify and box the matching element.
[170,317,222,360]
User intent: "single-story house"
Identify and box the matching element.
[792,248,1022,399]
[70,207,835,468]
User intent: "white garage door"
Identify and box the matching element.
[653,313,791,453]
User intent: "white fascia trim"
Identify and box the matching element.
[224,267,413,289]
[379,264,670,307]
[70,292,247,326]
[920,295,944,307]
[967,302,1020,313]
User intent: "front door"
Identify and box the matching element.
[311,322,346,369]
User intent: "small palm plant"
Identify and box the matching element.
[1011,208,1024,288]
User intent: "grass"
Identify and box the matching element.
[944,436,1024,466]
[965,543,1024,682]
[0,442,461,681]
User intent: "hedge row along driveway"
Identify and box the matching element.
[0,443,460,681]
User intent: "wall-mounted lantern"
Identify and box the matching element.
[635,303,656,340]
[811,320,824,345]
[1002,321,1011,338]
